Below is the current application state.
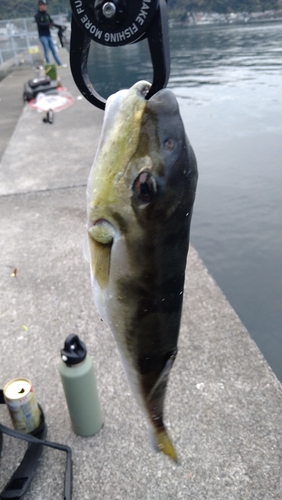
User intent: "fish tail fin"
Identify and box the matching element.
[156,430,178,463]
[150,427,178,463]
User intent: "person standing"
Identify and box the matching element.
[35,0,66,67]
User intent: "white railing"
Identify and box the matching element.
[0,15,70,67]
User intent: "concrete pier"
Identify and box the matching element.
[0,48,281,499]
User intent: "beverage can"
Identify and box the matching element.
[3,378,41,433]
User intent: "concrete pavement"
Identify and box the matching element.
[0,67,37,162]
[0,48,282,499]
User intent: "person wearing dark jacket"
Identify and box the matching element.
[35,0,66,66]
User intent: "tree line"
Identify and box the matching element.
[169,0,281,20]
[0,0,281,21]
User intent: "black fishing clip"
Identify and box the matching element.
[69,0,170,110]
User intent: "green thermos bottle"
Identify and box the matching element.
[58,334,103,437]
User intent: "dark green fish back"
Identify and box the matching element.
[116,90,198,407]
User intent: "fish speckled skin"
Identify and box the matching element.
[87,81,198,461]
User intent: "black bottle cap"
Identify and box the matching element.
[61,334,87,366]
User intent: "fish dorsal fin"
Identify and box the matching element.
[146,350,177,403]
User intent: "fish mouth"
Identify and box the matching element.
[92,218,111,225]
[88,219,115,245]
[137,82,151,100]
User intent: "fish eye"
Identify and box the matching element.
[164,138,174,151]
[133,172,157,203]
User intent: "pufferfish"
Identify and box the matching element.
[86,81,198,462]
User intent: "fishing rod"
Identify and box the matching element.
[69,0,170,109]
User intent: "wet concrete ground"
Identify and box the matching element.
[0,48,282,499]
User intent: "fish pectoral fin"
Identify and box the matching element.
[154,429,178,463]
[82,235,90,262]
[90,239,112,289]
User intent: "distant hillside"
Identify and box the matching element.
[169,0,282,20]
[0,0,281,21]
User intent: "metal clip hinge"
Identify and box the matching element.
[69,0,170,109]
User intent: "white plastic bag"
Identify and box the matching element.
[29,90,75,112]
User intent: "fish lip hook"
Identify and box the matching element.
[145,0,170,101]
